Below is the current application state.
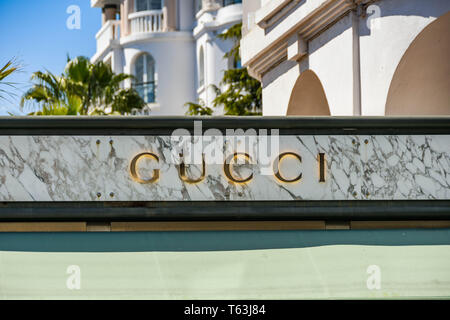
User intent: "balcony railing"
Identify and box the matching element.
[129,10,164,34]
[134,81,156,103]
[95,20,120,54]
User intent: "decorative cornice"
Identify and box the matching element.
[193,14,243,39]
[243,0,357,80]
[256,0,303,29]
[195,0,222,19]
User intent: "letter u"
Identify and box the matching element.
[179,153,206,184]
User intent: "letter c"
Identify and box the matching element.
[224,153,253,184]
[273,152,302,183]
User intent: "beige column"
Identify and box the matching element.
[121,0,133,36]
[164,0,178,31]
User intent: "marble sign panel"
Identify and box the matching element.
[0,135,448,201]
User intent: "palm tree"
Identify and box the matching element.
[22,56,145,115]
[28,94,83,116]
[0,59,21,102]
[21,71,66,108]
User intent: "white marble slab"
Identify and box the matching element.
[0,135,448,201]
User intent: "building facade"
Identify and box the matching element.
[91,0,243,115]
[241,0,450,116]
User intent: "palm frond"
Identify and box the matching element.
[23,55,144,115]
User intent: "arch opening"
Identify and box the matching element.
[385,11,450,115]
[286,70,330,116]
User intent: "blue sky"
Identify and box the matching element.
[0,0,101,115]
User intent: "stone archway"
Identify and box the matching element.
[286,70,330,116]
[385,11,450,115]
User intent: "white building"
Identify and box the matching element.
[241,0,450,116]
[91,0,243,115]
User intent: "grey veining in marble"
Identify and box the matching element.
[0,135,448,201]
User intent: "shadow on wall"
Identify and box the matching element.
[0,229,450,252]
[286,70,331,116]
[385,11,450,115]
